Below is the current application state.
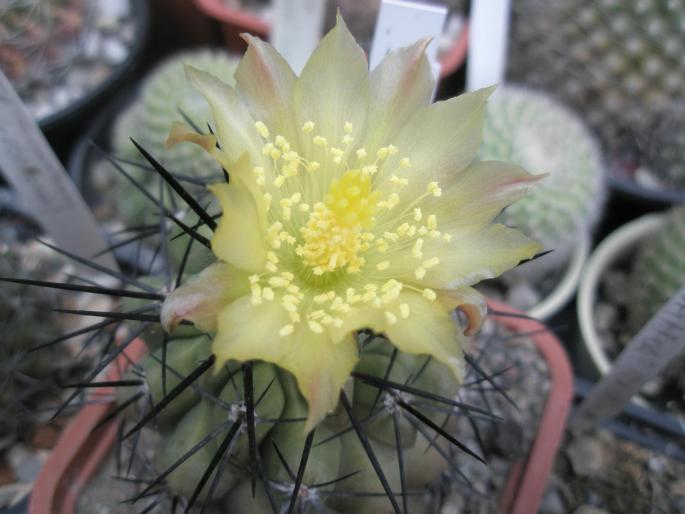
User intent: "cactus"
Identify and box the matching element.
[117,332,461,512]
[15,17,546,513]
[110,49,239,225]
[0,238,78,450]
[627,206,685,390]
[508,0,685,189]
[478,86,605,255]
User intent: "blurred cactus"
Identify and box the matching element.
[628,206,685,390]
[508,0,685,189]
[478,86,605,256]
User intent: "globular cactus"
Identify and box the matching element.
[627,206,685,390]
[110,49,240,225]
[477,86,605,258]
[119,334,461,513]
[508,0,685,189]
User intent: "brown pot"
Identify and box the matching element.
[29,301,572,514]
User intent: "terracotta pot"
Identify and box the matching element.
[191,0,468,78]
[30,302,571,514]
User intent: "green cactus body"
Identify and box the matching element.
[627,206,685,391]
[508,0,685,188]
[127,332,462,511]
[629,206,685,331]
[478,86,605,254]
[110,50,240,225]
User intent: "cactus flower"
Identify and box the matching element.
[161,16,542,432]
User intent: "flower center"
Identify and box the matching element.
[296,170,380,275]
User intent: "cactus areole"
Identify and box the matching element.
[160,15,542,434]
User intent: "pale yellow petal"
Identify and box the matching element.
[426,224,542,288]
[431,160,544,230]
[363,39,434,152]
[385,86,495,184]
[184,65,264,165]
[235,35,298,143]
[161,262,249,333]
[294,14,369,150]
[384,292,465,383]
[209,181,267,272]
[213,297,358,432]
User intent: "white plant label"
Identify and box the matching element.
[0,71,117,270]
[369,0,447,81]
[272,0,327,74]
[571,286,685,433]
[466,0,511,91]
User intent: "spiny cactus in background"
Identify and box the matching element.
[478,86,605,256]
[628,206,685,390]
[508,0,685,189]
[0,239,72,450]
[111,49,240,223]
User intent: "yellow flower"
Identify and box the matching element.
[161,16,542,432]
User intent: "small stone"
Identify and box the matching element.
[101,38,128,64]
[539,487,565,514]
[566,436,606,477]
[573,505,609,514]
[507,278,540,310]
[82,32,101,59]
[6,445,45,483]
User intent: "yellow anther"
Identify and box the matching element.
[390,175,408,187]
[400,303,410,319]
[422,288,437,301]
[414,208,423,221]
[267,251,279,264]
[275,135,287,147]
[344,121,353,133]
[262,142,274,156]
[302,121,315,133]
[280,272,294,281]
[342,134,353,145]
[283,151,299,162]
[279,324,294,337]
[427,214,438,230]
[427,181,442,197]
[268,276,289,288]
[262,287,275,301]
[382,279,402,293]
[361,165,378,175]
[314,294,329,304]
[256,175,265,186]
[397,223,410,236]
[255,121,269,138]
[307,161,320,172]
[376,260,390,270]
[376,239,389,252]
[415,267,426,279]
[313,136,328,147]
[412,238,424,259]
[361,232,375,242]
[400,157,411,168]
[308,320,324,334]
[387,144,398,155]
[356,148,367,160]
[423,257,440,268]
[443,233,453,242]
[289,311,301,323]
[273,175,286,188]
[377,147,389,159]
[269,148,282,160]
[264,193,272,211]
[249,274,260,284]
[384,232,399,242]
[299,203,310,212]
[266,262,278,273]
[385,311,398,325]
[253,166,264,176]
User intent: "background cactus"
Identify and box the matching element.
[508,0,685,189]
[627,206,685,390]
[110,49,239,224]
[477,86,605,267]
